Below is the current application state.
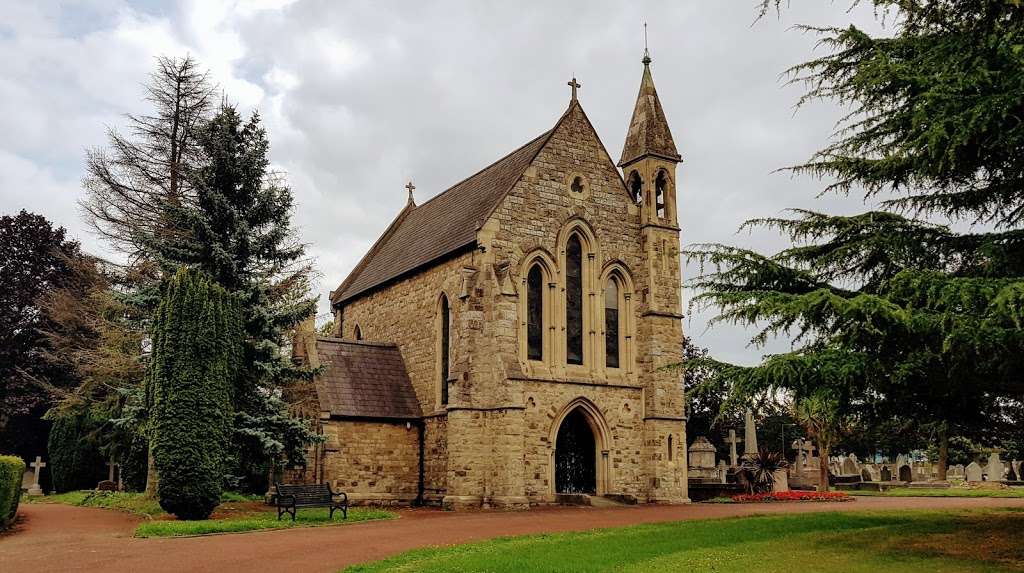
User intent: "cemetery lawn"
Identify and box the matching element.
[850,488,1024,498]
[27,491,395,537]
[134,507,395,538]
[345,509,1024,572]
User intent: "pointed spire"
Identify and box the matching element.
[618,45,680,167]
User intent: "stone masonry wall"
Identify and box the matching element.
[320,419,419,505]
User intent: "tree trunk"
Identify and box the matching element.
[818,443,830,492]
[144,444,159,497]
[937,426,949,481]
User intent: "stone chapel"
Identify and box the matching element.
[293,51,689,509]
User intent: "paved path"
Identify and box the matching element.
[4,497,1024,573]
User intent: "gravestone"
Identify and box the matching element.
[687,437,717,469]
[743,409,758,456]
[842,455,859,475]
[965,461,983,482]
[96,480,117,492]
[27,456,45,496]
[718,460,728,484]
[948,464,965,479]
[985,453,1006,482]
[725,430,742,468]
[880,465,892,481]
[861,468,872,482]
[21,470,34,491]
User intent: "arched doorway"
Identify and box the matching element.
[555,408,596,494]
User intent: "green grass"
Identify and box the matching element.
[850,487,1024,498]
[345,509,1024,572]
[26,491,164,516]
[135,507,394,538]
[27,490,396,537]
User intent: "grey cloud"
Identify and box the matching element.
[0,0,887,366]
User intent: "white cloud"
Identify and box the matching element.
[0,0,890,363]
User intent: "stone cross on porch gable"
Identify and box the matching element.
[725,429,742,468]
[567,77,581,101]
[405,181,416,204]
[28,456,45,496]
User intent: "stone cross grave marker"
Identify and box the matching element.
[725,429,742,468]
[28,456,45,496]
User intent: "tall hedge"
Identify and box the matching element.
[47,414,106,493]
[0,455,26,529]
[148,268,241,520]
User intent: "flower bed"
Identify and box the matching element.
[731,491,853,503]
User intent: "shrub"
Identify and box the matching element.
[149,268,241,520]
[47,414,106,493]
[0,455,27,528]
[737,449,789,494]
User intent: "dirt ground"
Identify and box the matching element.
[4,496,1024,573]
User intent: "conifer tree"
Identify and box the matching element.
[690,1,1024,479]
[148,267,241,520]
[159,104,318,486]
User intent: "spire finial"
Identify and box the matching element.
[642,22,651,65]
[405,180,416,204]
[567,76,581,102]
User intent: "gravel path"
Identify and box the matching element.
[4,496,1024,573]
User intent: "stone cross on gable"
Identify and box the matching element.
[725,429,742,468]
[405,181,416,204]
[28,456,45,496]
[567,77,581,101]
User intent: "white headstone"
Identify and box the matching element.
[28,456,45,496]
[965,461,983,482]
[842,454,859,475]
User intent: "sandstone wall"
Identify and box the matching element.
[320,419,419,505]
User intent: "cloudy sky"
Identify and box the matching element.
[1,1,887,365]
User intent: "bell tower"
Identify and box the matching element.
[620,48,688,503]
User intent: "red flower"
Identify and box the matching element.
[730,491,852,503]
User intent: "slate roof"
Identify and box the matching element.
[618,59,680,167]
[313,337,422,420]
[331,110,571,305]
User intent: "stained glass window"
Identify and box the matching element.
[566,235,584,365]
[440,295,450,405]
[605,278,619,368]
[527,264,544,361]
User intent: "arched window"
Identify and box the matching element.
[566,235,584,365]
[527,264,544,361]
[604,278,620,368]
[627,170,642,205]
[354,325,363,341]
[655,171,668,220]
[439,295,450,406]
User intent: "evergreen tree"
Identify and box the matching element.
[0,210,82,460]
[689,1,1024,480]
[159,104,319,488]
[148,268,241,520]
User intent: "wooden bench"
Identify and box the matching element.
[274,483,348,521]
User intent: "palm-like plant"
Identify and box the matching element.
[738,449,790,494]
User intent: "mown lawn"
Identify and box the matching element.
[345,509,1024,572]
[27,491,394,537]
[850,487,1024,498]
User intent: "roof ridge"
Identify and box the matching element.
[475,102,577,228]
[413,126,555,213]
[331,200,416,304]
